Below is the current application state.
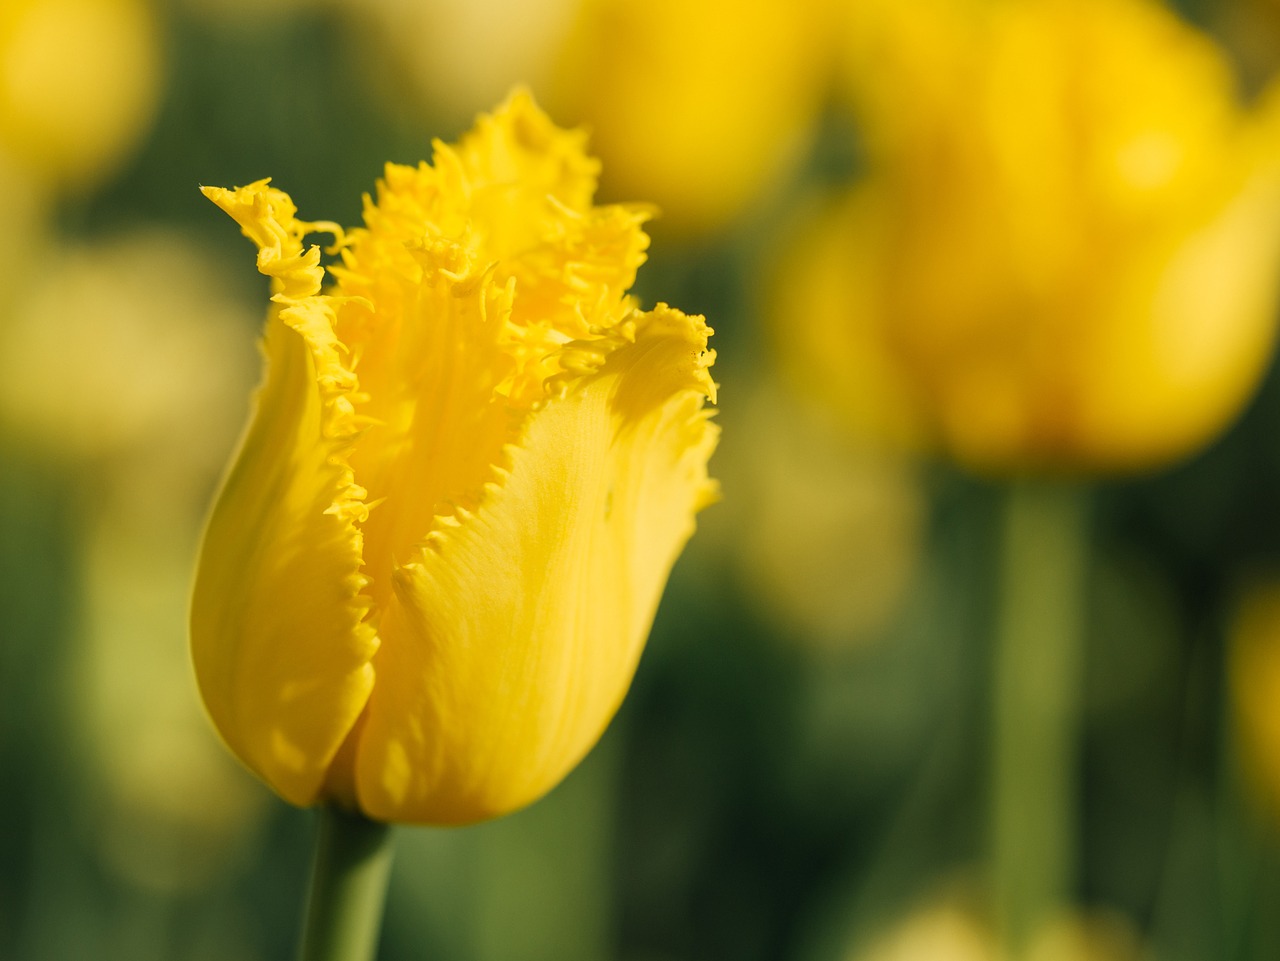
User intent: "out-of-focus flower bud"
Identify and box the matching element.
[777,0,1280,473]
[549,0,835,237]
[0,0,161,192]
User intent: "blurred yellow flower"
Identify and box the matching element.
[0,0,160,192]
[191,92,719,825]
[0,152,50,293]
[1025,912,1145,961]
[0,231,266,891]
[344,0,578,132]
[1230,579,1280,818]
[850,901,993,961]
[777,0,1280,472]
[550,0,834,236]
[706,376,923,650]
[846,896,1142,961]
[0,233,256,465]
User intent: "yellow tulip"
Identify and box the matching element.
[0,0,160,191]
[549,0,834,236]
[1230,580,1280,820]
[777,0,1280,473]
[843,895,1142,961]
[338,0,578,133]
[190,92,719,825]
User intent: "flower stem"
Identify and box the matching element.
[992,480,1089,956]
[297,805,395,961]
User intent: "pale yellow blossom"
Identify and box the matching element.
[0,0,160,191]
[779,0,1280,472]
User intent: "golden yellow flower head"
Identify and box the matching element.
[1230,580,1280,820]
[845,896,1142,961]
[0,0,160,192]
[778,0,1280,473]
[191,91,719,825]
[550,0,834,236]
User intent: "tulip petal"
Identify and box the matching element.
[1075,110,1280,469]
[353,305,718,824]
[329,93,654,613]
[192,182,377,807]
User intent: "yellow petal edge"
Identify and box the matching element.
[190,90,719,824]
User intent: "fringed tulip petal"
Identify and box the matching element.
[191,183,377,807]
[355,307,717,824]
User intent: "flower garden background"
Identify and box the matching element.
[7,1,1280,959]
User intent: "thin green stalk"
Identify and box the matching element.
[992,481,1089,957]
[297,805,395,961]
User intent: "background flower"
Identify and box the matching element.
[547,0,835,238]
[776,0,1280,473]
[0,0,161,195]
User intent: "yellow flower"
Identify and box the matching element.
[708,376,923,650]
[190,92,719,825]
[843,894,1142,961]
[0,0,160,192]
[777,0,1280,473]
[549,0,834,236]
[339,0,577,133]
[1230,579,1280,820]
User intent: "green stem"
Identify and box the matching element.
[297,805,395,961]
[992,481,1089,956]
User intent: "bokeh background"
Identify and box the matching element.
[7,0,1280,959]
